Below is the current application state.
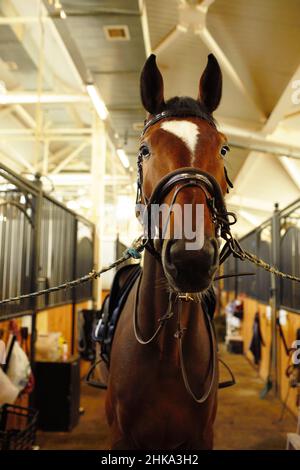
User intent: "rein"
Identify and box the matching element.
[0,114,300,312]
[133,270,235,401]
[0,112,298,406]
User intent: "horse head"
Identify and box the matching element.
[138,53,230,294]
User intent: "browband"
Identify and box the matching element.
[141,109,216,136]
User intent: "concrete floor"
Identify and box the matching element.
[37,349,297,450]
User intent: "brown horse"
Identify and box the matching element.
[105,53,231,450]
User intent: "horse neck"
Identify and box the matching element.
[138,250,211,364]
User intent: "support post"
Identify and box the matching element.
[29,176,43,407]
[270,202,280,395]
[71,218,78,356]
[90,113,106,310]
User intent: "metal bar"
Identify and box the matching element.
[50,142,88,175]
[0,128,92,135]
[0,136,92,142]
[29,179,43,365]
[0,94,89,105]
[71,218,78,355]
[270,203,280,395]
[0,310,34,323]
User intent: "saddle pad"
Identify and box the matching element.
[93,263,142,366]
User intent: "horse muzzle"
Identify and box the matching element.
[161,237,219,293]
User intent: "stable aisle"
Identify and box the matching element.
[37,350,297,450]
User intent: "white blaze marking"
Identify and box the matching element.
[161,120,199,158]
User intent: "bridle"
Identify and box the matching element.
[133,109,238,403]
[136,109,241,265]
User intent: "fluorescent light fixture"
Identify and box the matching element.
[117,148,130,168]
[60,9,67,19]
[86,84,108,120]
[0,93,88,104]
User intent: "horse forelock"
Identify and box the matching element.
[164,96,217,128]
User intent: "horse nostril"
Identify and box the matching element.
[165,237,218,275]
[162,237,219,292]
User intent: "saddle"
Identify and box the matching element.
[93,263,142,366]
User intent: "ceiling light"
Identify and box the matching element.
[0,93,88,104]
[60,9,67,19]
[86,84,108,120]
[117,148,130,169]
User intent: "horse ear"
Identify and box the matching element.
[140,54,165,115]
[198,54,222,114]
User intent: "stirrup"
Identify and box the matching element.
[218,357,236,389]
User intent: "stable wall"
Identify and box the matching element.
[278,310,300,418]
[241,298,271,381]
[36,300,91,354]
[240,296,300,418]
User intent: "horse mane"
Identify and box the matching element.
[163,96,217,128]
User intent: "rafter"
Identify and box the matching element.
[262,64,300,135]
[50,142,89,175]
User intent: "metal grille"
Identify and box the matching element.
[0,180,35,320]
[236,231,257,298]
[74,219,94,302]
[256,225,271,303]
[0,164,95,321]
[280,226,300,311]
[38,198,76,309]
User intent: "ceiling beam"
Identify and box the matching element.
[0,143,35,172]
[139,0,152,57]
[47,145,74,163]
[237,209,261,226]
[50,142,89,175]
[262,64,300,135]
[0,93,89,105]
[153,24,188,56]
[12,105,36,128]
[163,0,265,120]
[278,156,300,191]
[0,128,92,135]
[220,123,300,159]
[226,195,274,213]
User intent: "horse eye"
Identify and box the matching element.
[140,145,151,159]
[220,145,230,157]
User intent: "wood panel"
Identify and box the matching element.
[278,310,300,418]
[241,298,271,381]
[241,297,300,418]
[36,304,73,351]
[36,301,91,355]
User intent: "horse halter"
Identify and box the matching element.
[136,111,238,263]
